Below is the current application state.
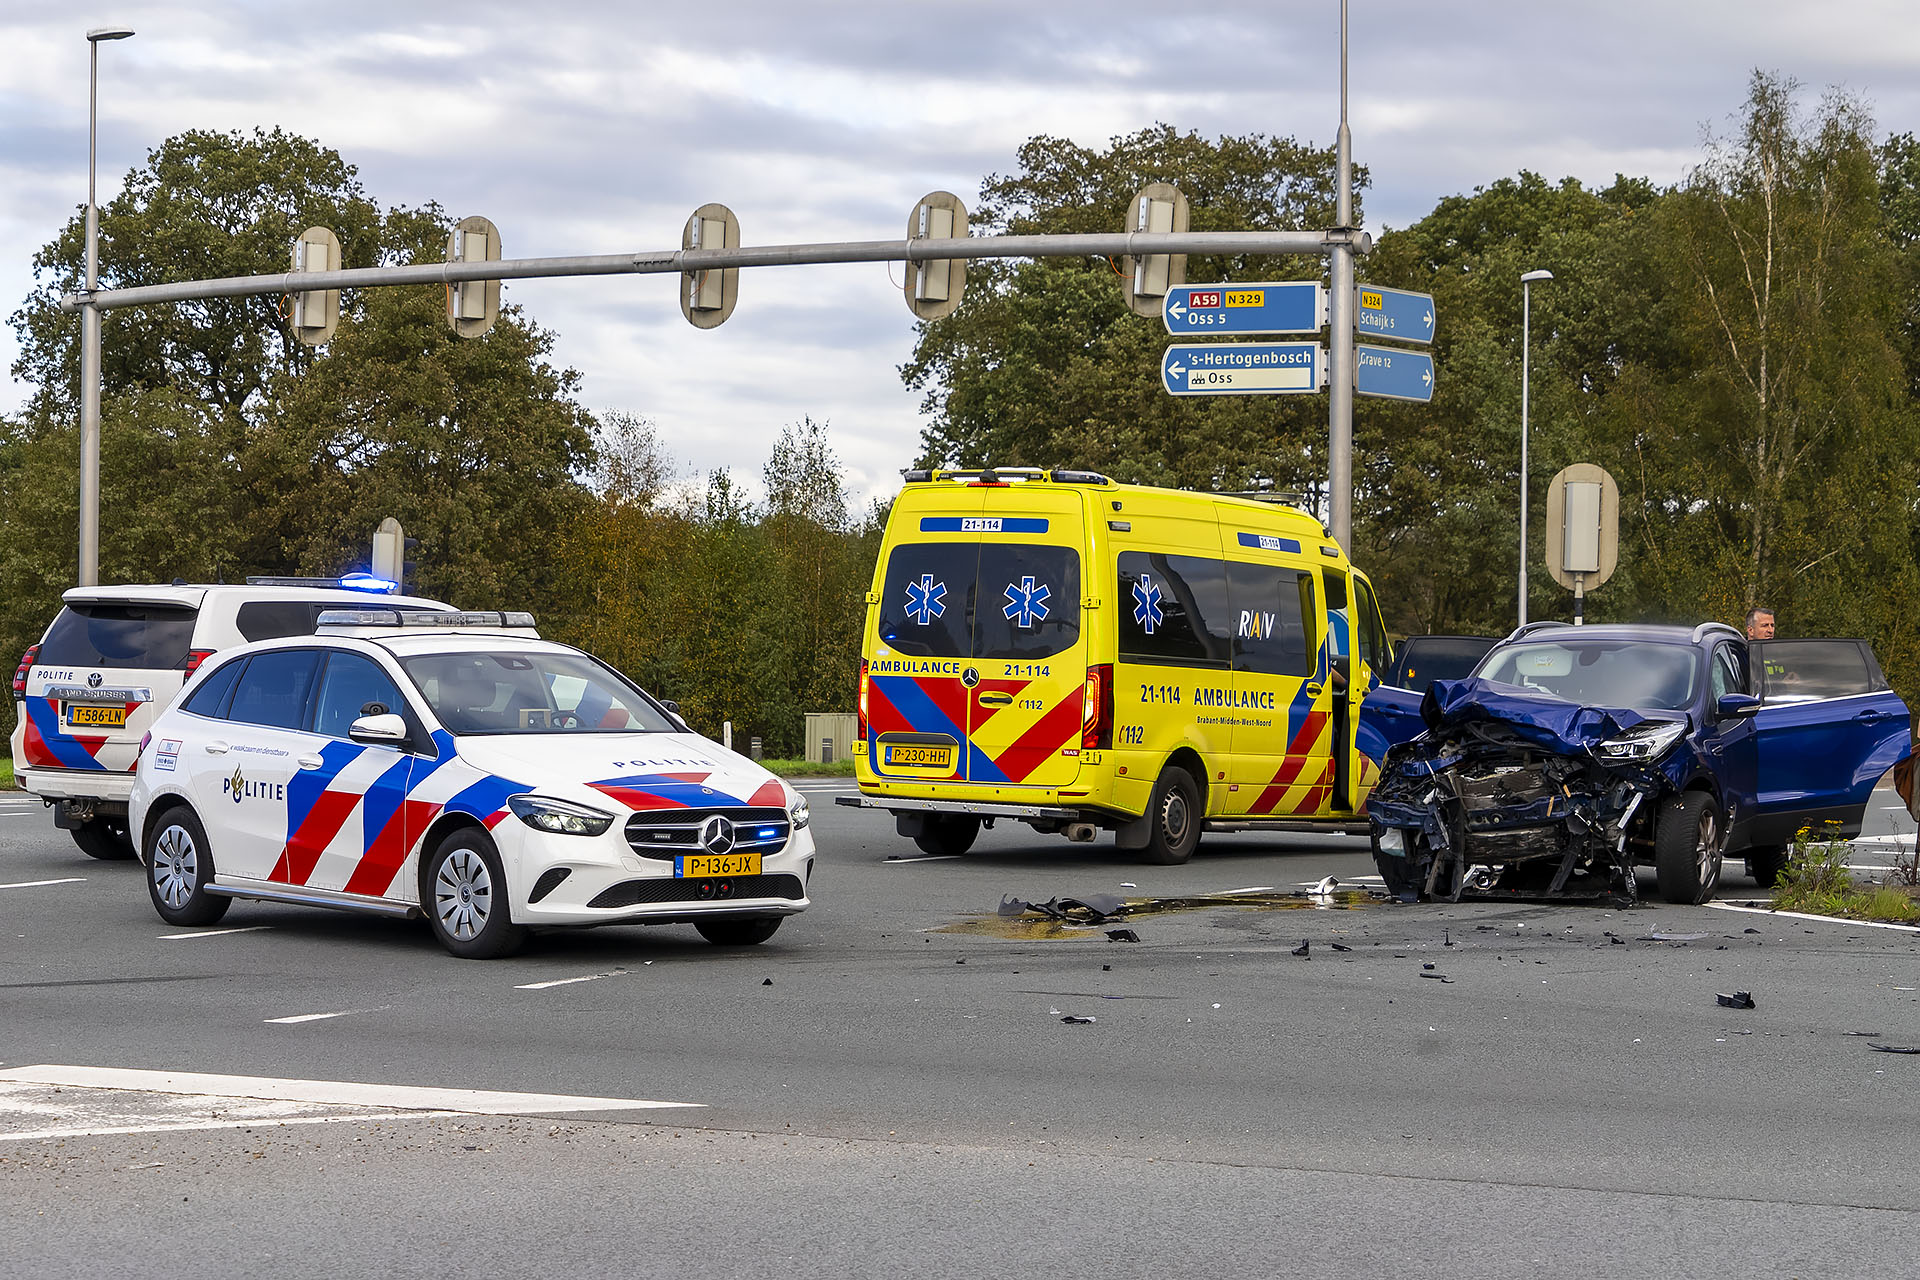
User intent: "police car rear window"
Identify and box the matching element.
[38,604,198,669]
[876,543,1081,660]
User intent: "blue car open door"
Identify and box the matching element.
[1748,639,1912,844]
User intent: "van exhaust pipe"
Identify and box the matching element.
[1064,823,1098,844]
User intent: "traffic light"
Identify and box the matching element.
[1121,183,1189,319]
[681,203,740,329]
[288,227,341,346]
[904,191,969,321]
[446,216,501,338]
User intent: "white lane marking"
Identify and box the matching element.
[157,926,273,940]
[0,878,86,890]
[264,1011,354,1025]
[882,855,959,865]
[3,1113,442,1143]
[515,974,608,990]
[0,1066,705,1113]
[1706,901,1920,934]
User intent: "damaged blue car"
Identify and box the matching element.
[1367,622,1911,904]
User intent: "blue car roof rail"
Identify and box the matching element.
[1500,620,1571,644]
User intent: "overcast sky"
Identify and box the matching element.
[4,1,1917,507]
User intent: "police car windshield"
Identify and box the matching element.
[1476,640,1700,712]
[399,650,677,735]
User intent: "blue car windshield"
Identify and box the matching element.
[1476,641,1700,712]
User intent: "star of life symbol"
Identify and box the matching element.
[1003,576,1050,628]
[904,573,946,625]
[1131,573,1164,634]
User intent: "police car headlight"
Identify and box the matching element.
[788,794,810,830]
[508,795,616,837]
[1592,720,1686,764]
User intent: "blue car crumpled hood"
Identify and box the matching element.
[1418,678,1660,756]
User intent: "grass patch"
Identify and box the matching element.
[755,757,857,779]
[1771,824,1920,924]
[1,758,13,790]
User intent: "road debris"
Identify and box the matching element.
[1868,1044,1920,1054]
[999,894,1127,923]
[1291,940,1310,958]
[1105,928,1140,943]
[1060,1015,1097,1024]
[1645,932,1708,942]
[1419,972,1453,983]
[1715,991,1756,1009]
[1330,941,1352,952]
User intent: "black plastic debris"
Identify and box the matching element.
[1443,929,1453,947]
[1000,893,1128,923]
[1292,940,1310,958]
[762,978,773,986]
[1105,928,1140,943]
[1101,964,1111,971]
[954,959,966,965]
[1868,1043,1920,1054]
[1609,936,1626,946]
[1422,962,1436,971]
[1419,972,1453,983]
[1060,1015,1097,1025]
[1716,991,1756,1009]
[1331,942,1352,952]
[1743,927,1761,934]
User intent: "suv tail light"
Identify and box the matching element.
[857,660,870,741]
[11,644,38,698]
[1082,664,1113,751]
[182,648,216,678]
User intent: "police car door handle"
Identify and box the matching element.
[297,754,325,770]
[203,741,229,755]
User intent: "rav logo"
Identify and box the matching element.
[223,767,286,804]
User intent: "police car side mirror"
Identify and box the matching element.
[1716,693,1762,718]
[349,713,410,747]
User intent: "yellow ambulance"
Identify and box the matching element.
[838,467,1392,863]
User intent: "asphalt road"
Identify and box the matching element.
[4,781,1919,1279]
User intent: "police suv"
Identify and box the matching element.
[11,578,451,860]
[129,610,814,958]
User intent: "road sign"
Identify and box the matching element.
[1122,183,1190,318]
[1161,343,1324,396]
[1162,282,1323,336]
[1354,344,1434,402]
[1355,284,1435,344]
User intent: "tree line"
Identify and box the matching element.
[6,71,1919,759]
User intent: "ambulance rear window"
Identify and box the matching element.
[38,603,198,669]
[877,543,1080,660]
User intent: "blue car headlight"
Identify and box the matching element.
[508,794,616,837]
[788,793,810,830]
[1592,720,1686,764]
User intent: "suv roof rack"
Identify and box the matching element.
[1692,622,1744,645]
[899,467,1112,487]
[1501,620,1571,643]
[1215,489,1312,508]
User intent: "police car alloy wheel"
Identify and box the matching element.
[424,830,528,960]
[145,807,230,927]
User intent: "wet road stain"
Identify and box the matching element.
[935,889,1377,939]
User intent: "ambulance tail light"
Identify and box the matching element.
[182,648,216,678]
[12,644,39,698]
[857,660,870,740]
[1082,664,1113,751]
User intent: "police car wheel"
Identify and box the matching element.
[695,916,783,946]
[913,815,980,857]
[1141,767,1201,865]
[145,807,230,927]
[1654,791,1723,905]
[423,831,528,960]
[72,818,136,861]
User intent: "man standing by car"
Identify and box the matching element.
[1746,607,1776,640]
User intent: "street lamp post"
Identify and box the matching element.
[79,25,134,588]
[1518,268,1553,627]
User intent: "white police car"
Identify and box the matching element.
[128,610,813,958]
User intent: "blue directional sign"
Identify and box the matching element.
[1162,343,1324,397]
[1162,282,1323,336]
[1355,284,1436,344]
[1355,344,1435,403]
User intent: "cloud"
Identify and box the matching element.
[4,0,1919,512]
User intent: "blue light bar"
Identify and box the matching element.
[339,572,399,593]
